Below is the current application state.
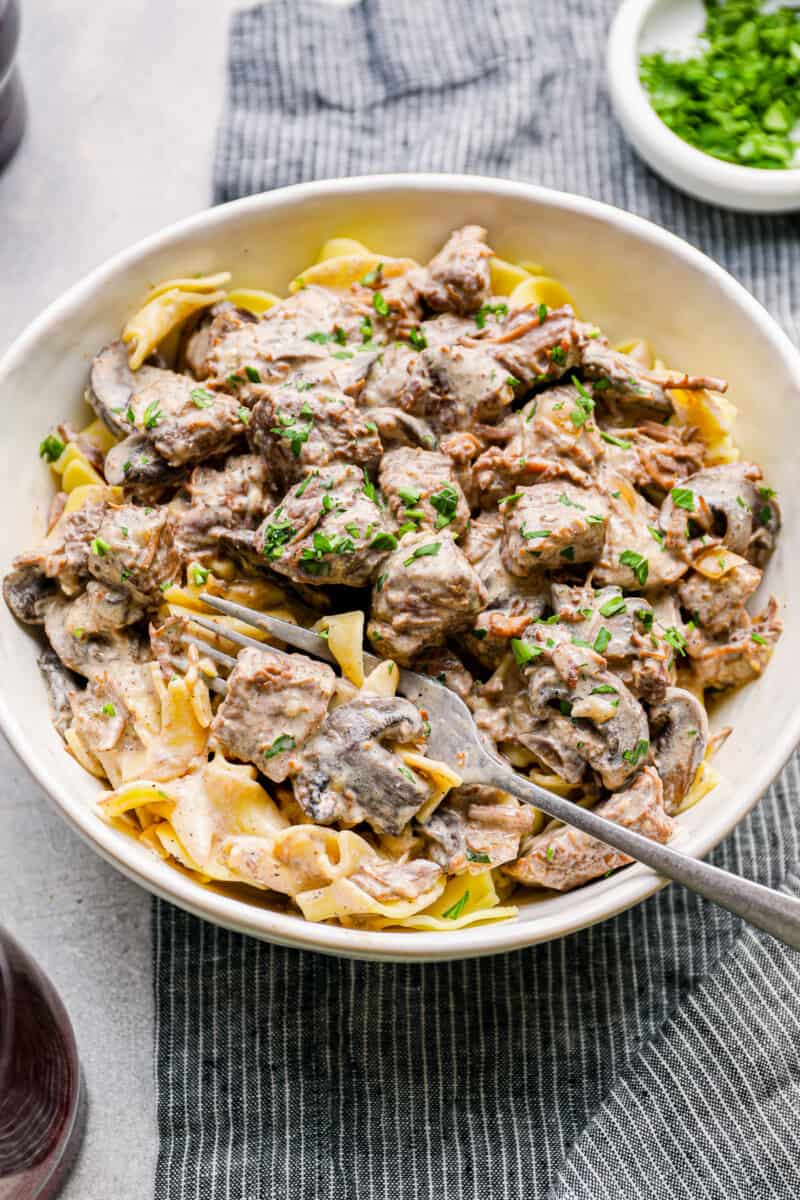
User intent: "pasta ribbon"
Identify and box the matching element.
[510,274,577,312]
[401,751,461,823]
[377,869,517,931]
[289,252,419,294]
[226,287,281,315]
[489,256,531,296]
[321,610,365,686]
[122,273,231,369]
[51,442,104,491]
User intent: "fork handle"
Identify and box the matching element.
[486,764,800,951]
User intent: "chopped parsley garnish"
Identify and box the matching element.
[403,541,441,568]
[190,565,210,587]
[599,595,626,617]
[507,376,521,387]
[473,628,488,640]
[398,486,421,506]
[622,739,650,766]
[600,431,632,450]
[359,315,373,342]
[294,470,318,498]
[637,608,654,632]
[143,399,163,429]
[270,409,313,457]
[498,493,522,506]
[360,263,383,287]
[101,702,116,717]
[442,891,470,920]
[296,380,314,392]
[593,378,611,391]
[513,643,544,672]
[409,327,427,351]
[545,845,555,862]
[190,387,215,408]
[671,486,695,511]
[648,525,666,547]
[362,469,381,505]
[558,491,585,510]
[560,545,575,561]
[522,528,551,540]
[376,572,387,592]
[751,631,767,645]
[262,509,295,560]
[758,486,776,500]
[466,849,491,864]
[474,302,508,330]
[90,538,110,557]
[39,434,65,462]
[663,626,688,656]
[586,514,605,525]
[332,350,354,360]
[227,373,245,387]
[398,765,417,784]
[549,345,566,365]
[370,531,398,551]
[619,549,649,586]
[237,407,250,425]
[590,684,618,696]
[593,626,611,654]
[264,734,295,759]
[569,376,595,428]
[373,291,390,317]
[430,483,459,529]
[538,302,548,323]
[306,331,334,344]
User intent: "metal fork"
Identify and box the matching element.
[181,592,800,950]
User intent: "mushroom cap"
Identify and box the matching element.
[649,686,709,814]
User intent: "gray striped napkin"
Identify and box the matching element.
[155,3,800,1197]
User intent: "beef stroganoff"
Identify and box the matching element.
[3,227,783,930]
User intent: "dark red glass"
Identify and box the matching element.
[0,929,85,1199]
[0,0,25,171]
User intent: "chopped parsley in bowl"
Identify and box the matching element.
[640,0,800,169]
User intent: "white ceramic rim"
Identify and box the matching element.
[2,172,800,962]
[608,0,800,210]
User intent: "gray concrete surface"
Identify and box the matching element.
[0,2,240,1195]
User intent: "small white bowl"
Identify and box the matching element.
[1,173,799,961]
[608,0,800,212]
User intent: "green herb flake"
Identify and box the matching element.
[398,486,422,506]
[442,891,470,920]
[549,344,566,365]
[373,291,391,317]
[622,739,650,766]
[466,849,491,864]
[430,483,459,529]
[593,626,611,654]
[619,549,649,586]
[190,564,210,587]
[101,702,116,717]
[590,684,618,696]
[498,493,523,506]
[600,431,632,450]
[190,387,215,409]
[511,638,543,667]
[237,407,250,425]
[409,327,427,351]
[90,537,110,557]
[403,541,441,568]
[599,595,626,618]
[360,263,383,287]
[39,434,66,462]
[671,486,695,512]
[751,631,768,646]
[370,531,398,551]
[537,302,548,324]
[264,734,296,760]
[142,399,163,429]
[663,626,688,656]
[648,525,666,547]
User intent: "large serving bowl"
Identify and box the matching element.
[1,174,798,961]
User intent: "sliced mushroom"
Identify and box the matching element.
[3,564,56,624]
[89,341,169,437]
[44,593,147,679]
[421,784,536,873]
[648,687,709,814]
[525,662,650,791]
[292,695,428,835]
[37,648,80,738]
[659,463,780,564]
[104,433,182,489]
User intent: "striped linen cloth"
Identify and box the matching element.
[155,2,800,1196]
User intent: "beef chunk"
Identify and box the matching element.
[88,503,180,604]
[421,784,536,873]
[368,531,487,666]
[292,695,428,835]
[593,474,685,591]
[173,453,272,564]
[129,373,245,466]
[248,383,382,491]
[505,768,672,891]
[397,342,515,433]
[256,463,393,587]
[418,225,493,315]
[501,481,608,575]
[379,447,470,538]
[211,646,336,781]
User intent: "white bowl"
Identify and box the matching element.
[1,174,799,962]
[608,0,800,212]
